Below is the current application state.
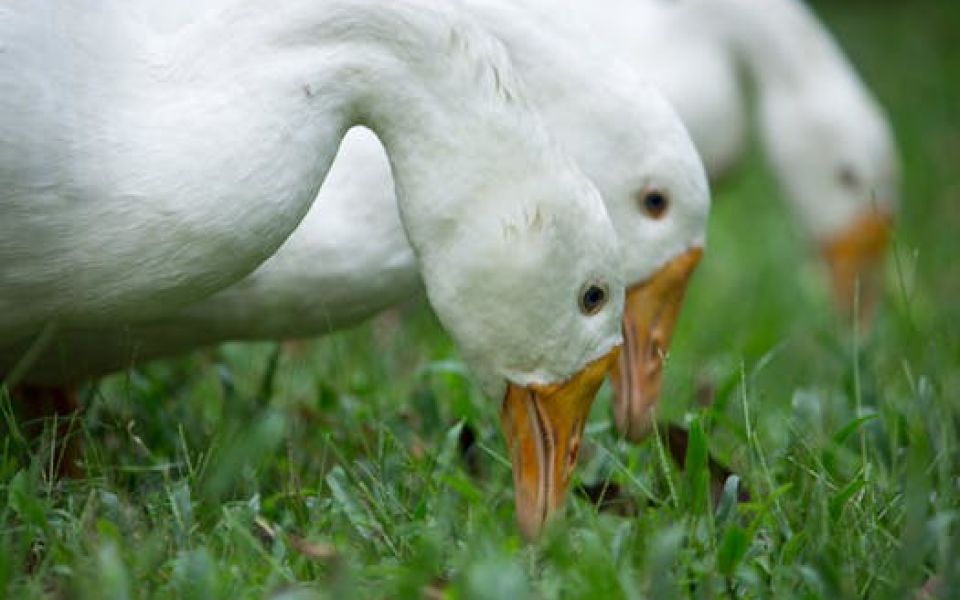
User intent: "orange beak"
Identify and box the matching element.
[819,210,892,324]
[500,347,620,540]
[610,247,703,442]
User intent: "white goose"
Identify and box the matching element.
[566,0,900,317]
[8,0,711,449]
[0,0,627,537]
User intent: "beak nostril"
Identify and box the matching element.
[644,339,666,379]
[647,338,664,361]
[567,437,580,472]
[566,418,583,474]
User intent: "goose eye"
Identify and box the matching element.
[579,282,608,316]
[638,188,669,219]
[837,166,860,189]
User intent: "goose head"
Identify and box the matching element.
[406,153,625,539]
[464,2,711,442]
[533,72,710,442]
[758,83,898,321]
[599,96,709,442]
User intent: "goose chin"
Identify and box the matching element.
[500,347,620,540]
[611,247,702,442]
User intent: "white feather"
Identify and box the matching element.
[0,0,626,398]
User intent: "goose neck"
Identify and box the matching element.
[696,0,852,93]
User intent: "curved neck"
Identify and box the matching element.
[460,0,654,139]
[695,0,859,93]
[69,0,563,318]
[236,0,564,271]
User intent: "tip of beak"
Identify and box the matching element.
[820,210,892,322]
[501,348,621,539]
[517,512,543,542]
[621,414,656,443]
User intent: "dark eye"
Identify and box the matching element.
[578,282,608,316]
[638,188,669,219]
[837,166,860,189]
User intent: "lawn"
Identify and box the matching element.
[2,1,958,598]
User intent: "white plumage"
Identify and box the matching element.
[8,0,712,443]
[563,0,899,313]
[1,0,628,401]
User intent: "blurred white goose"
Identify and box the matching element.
[566,0,900,317]
[9,0,710,463]
[0,0,627,536]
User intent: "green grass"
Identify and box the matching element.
[2,3,958,598]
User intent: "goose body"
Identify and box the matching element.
[565,0,900,313]
[10,127,419,366]
[8,0,711,445]
[1,0,628,536]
